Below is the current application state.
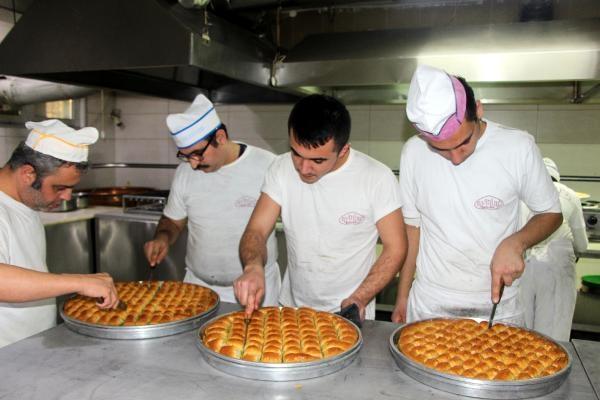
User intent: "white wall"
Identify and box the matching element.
[78,92,600,195]
[2,92,600,197]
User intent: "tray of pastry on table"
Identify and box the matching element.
[196,306,363,381]
[389,318,571,399]
[61,281,219,339]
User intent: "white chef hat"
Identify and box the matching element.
[166,94,222,149]
[543,157,560,182]
[25,119,99,163]
[406,65,467,142]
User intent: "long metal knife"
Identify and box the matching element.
[242,311,253,351]
[97,297,127,311]
[488,283,505,329]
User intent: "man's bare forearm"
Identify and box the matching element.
[154,215,185,245]
[239,229,268,270]
[511,212,562,252]
[397,225,420,301]
[352,246,404,306]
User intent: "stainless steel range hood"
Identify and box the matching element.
[1,0,599,105]
[276,18,600,104]
[0,0,299,103]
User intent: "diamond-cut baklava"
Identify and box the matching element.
[63,281,218,326]
[398,318,568,380]
[202,307,360,363]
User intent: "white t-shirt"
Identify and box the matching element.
[527,181,588,260]
[0,191,56,348]
[164,144,280,304]
[263,149,401,319]
[400,120,561,322]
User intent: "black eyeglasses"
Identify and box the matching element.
[176,134,215,162]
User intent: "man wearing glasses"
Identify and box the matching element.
[144,94,281,305]
[234,94,408,321]
[391,65,562,326]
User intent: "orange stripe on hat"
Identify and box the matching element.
[29,129,90,149]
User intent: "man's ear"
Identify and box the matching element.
[338,143,351,158]
[19,164,36,186]
[476,100,484,120]
[215,129,227,144]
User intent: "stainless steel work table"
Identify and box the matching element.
[573,339,600,399]
[0,302,597,400]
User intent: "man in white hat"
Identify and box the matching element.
[234,94,407,321]
[0,119,119,348]
[391,65,562,325]
[144,94,281,305]
[520,158,588,340]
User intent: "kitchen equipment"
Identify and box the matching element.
[488,284,504,329]
[389,319,572,399]
[582,200,600,242]
[195,309,363,381]
[49,192,90,212]
[581,275,600,294]
[76,187,158,207]
[123,193,168,215]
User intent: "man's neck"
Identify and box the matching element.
[223,141,243,166]
[331,147,351,173]
[0,167,21,203]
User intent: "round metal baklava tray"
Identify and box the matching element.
[389,318,571,399]
[61,281,219,340]
[196,308,363,381]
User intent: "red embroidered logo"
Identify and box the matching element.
[339,212,366,225]
[474,196,504,210]
[235,196,257,208]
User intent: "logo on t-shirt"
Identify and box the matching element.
[474,196,504,210]
[235,196,257,208]
[339,212,366,225]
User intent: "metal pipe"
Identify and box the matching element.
[91,163,178,169]
[574,83,600,104]
[390,170,600,182]
[561,176,600,182]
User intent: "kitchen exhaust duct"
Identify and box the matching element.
[0,0,299,103]
[275,17,600,103]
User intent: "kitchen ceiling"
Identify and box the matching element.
[0,0,599,104]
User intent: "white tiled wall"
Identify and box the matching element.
[2,92,600,193]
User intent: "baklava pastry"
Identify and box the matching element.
[398,318,568,381]
[63,281,218,326]
[202,307,359,363]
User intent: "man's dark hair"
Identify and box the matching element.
[288,94,351,152]
[209,123,228,149]
[456,77,477,122]
[6,142,88,189]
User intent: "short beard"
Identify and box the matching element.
[22,184,52,211]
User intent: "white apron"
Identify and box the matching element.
[407,278,524,326]
[520,239,576,341]
[280,268,376,319]
[184,262,281,306]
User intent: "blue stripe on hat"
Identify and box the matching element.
[171,106,216,136]
[176,124,222,150]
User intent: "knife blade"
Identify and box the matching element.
[97,297,127,311]
[242,311,253,349]
[146,265,155,289]
[487,284,505,329]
